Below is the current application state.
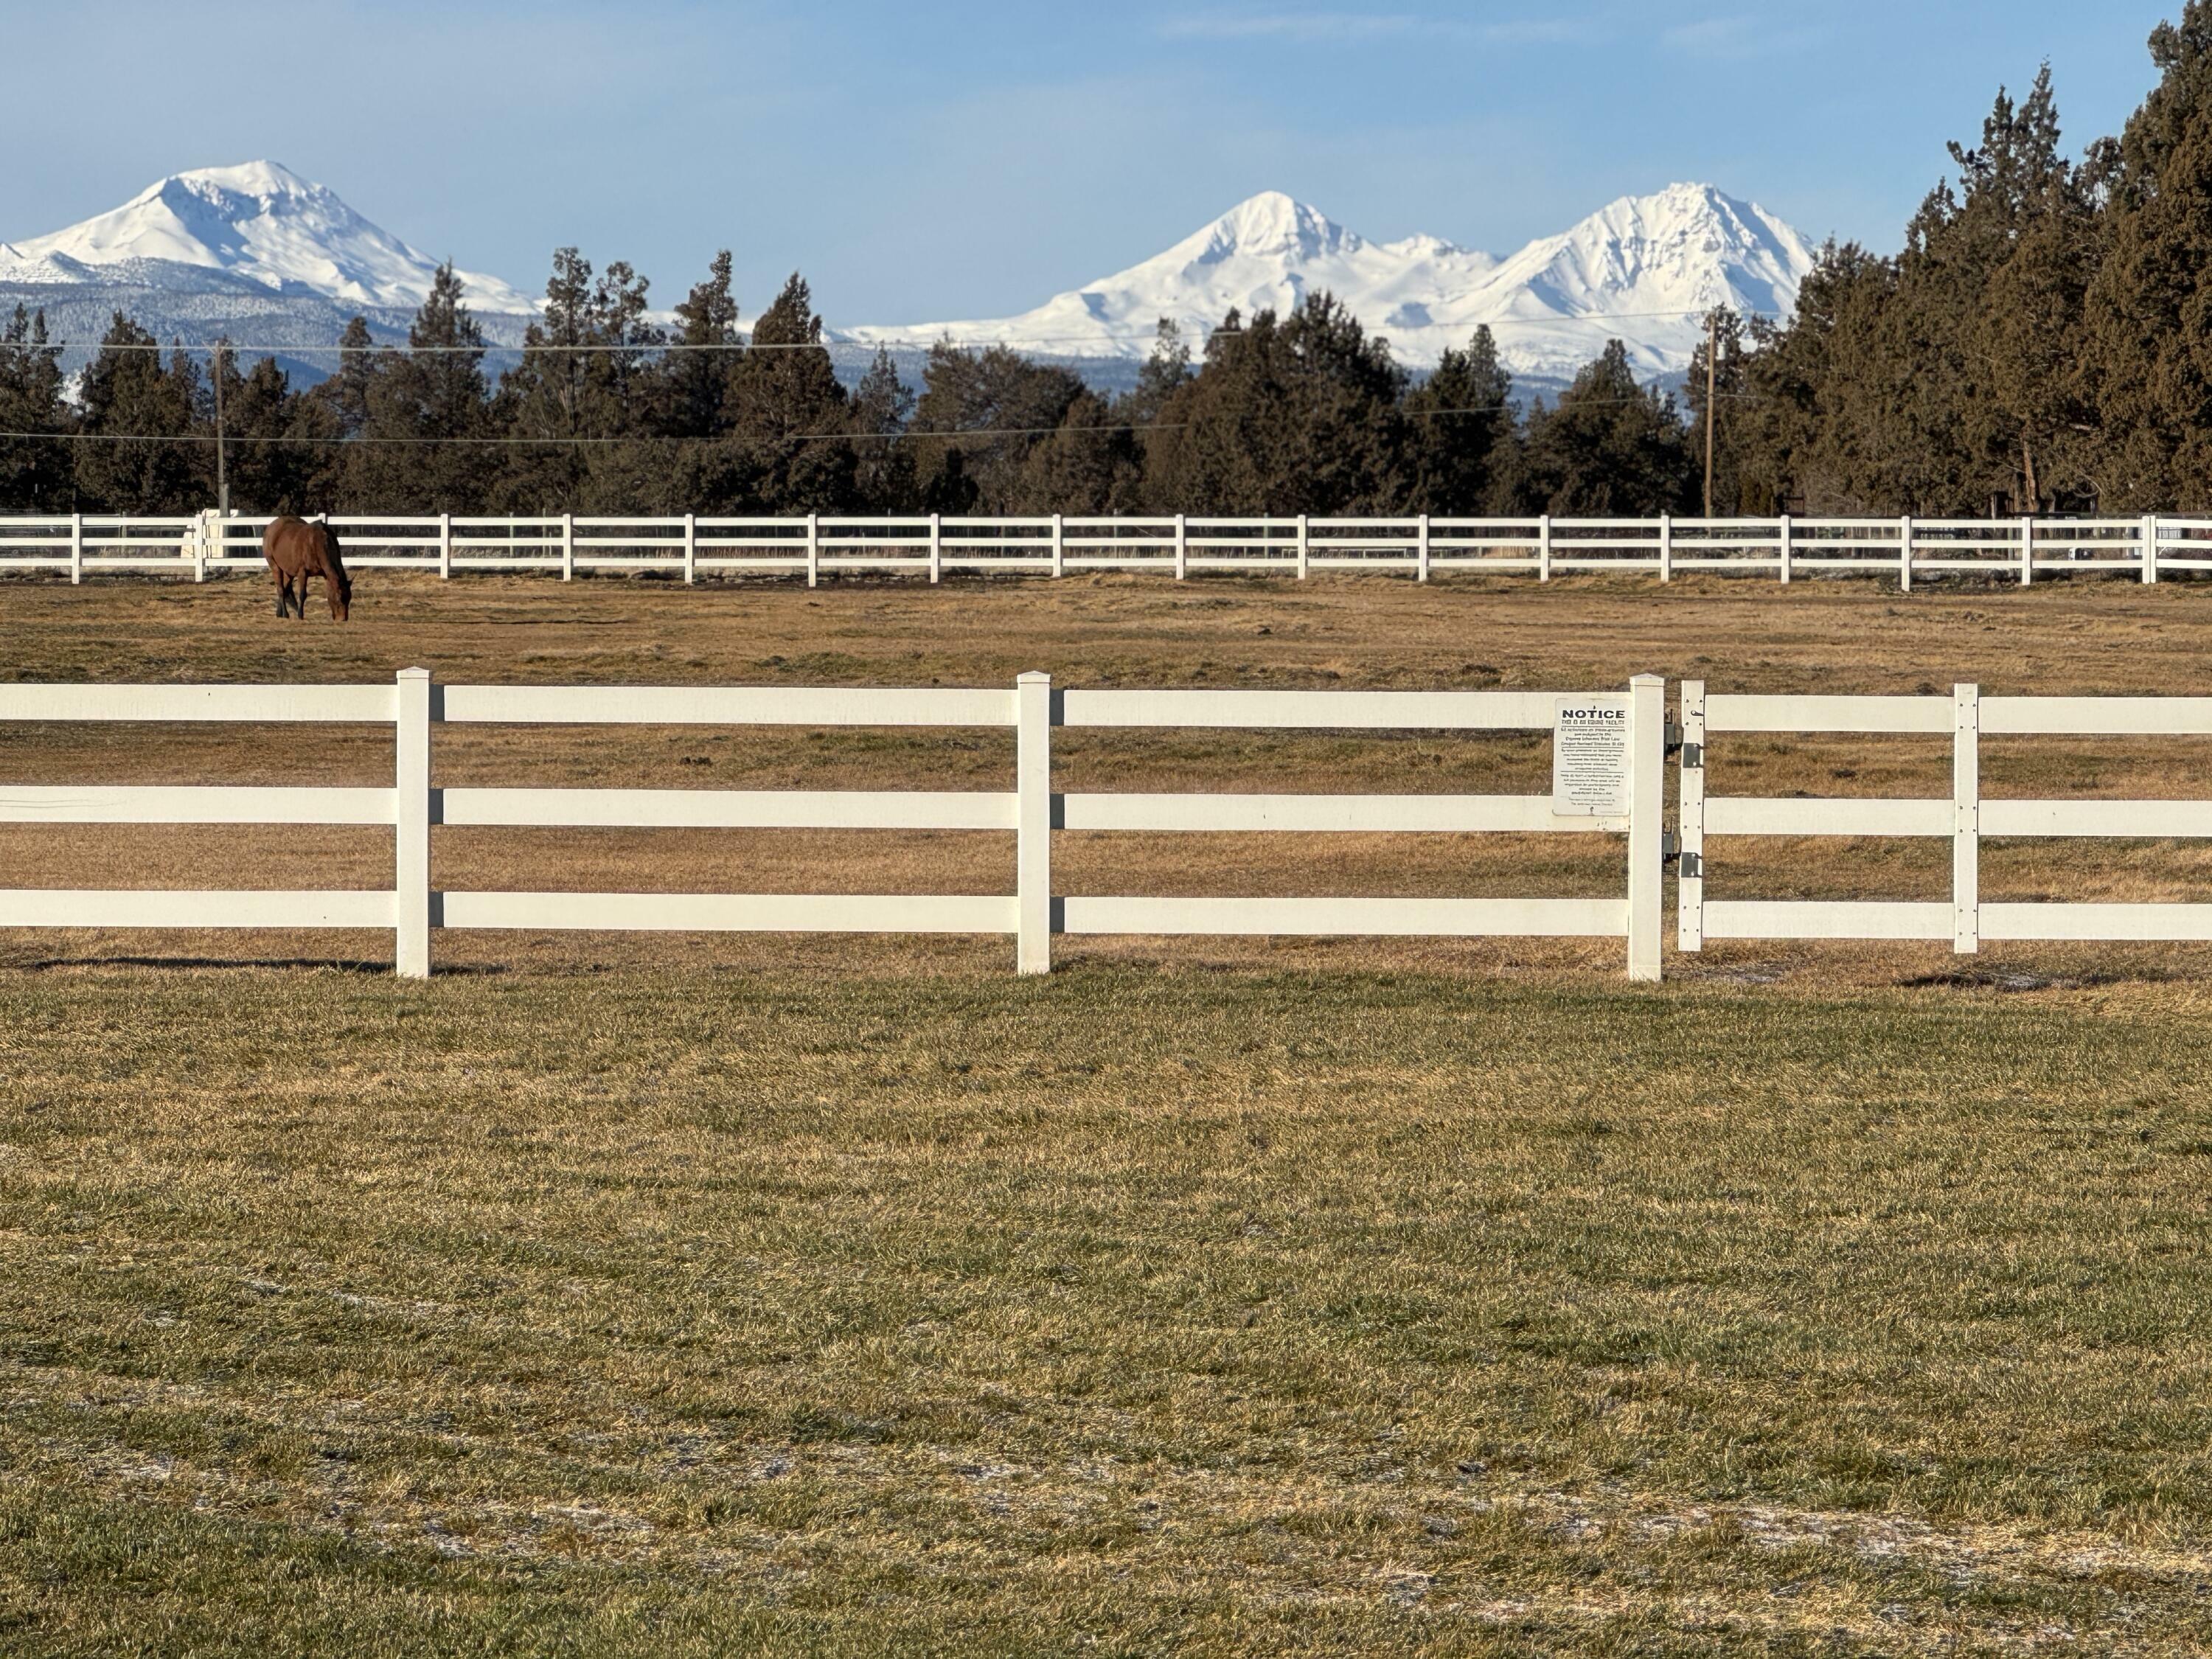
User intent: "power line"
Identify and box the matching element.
[7,305,1781,356]
[0,392,1766,450]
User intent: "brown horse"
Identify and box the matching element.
[262,516,351,621]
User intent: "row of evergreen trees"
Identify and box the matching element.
[10,5,2212,520]
[0,260,1689,520]
[1702,4,2212,515]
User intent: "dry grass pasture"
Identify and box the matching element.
[5,570,2212,1654]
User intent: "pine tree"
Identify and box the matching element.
[909,344,1089,511]
[2083,3,2212,507]
[1516,341,1693,515]
[848,348,917,512]
[729,274,854,512]
[1405,324,1515,512]
[1143,294,1410,514]
[0,305,71,509]
[74,316,206,512]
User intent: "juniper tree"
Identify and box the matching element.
[0,306,70,509]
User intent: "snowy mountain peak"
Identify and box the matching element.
[0,161,535,315]
[846,182,1819,387]
[1189,192,1362,265]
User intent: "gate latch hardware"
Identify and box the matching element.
[1678,852,1703,879]
[1680,742,1703,768]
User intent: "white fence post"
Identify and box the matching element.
[69,512,82,585]
[439,512,453,580]
[2144,512,2160,585]
[1296,514,1310,580]
[1051,512,1065,578]
[1658,512,1672,582]
[1627,672,1665,981]
[192,509,212,582]
[928,513,942,584]
[1175,513,1188,580]
[1416,513,1430,583]
[1016,670,1051,975]
[395,667,432,979]
[2020,515,2034,587]
[560,513,574,581]
[806,512,820,588]
[682,513,696,585]
[1778,514,1792,585]
[1677,679,1705,952]
[1953,682,1979,955]
[1899,513,1913,592]
[1538,515,1552,582]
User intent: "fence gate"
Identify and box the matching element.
[1678,680,2212,949]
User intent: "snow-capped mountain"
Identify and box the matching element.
[0,161,535,314]
[846,185,1818,388]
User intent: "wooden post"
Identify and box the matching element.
[394,667,433,980]
[1174,513,1187,580]
[1899,513,1913,593]
[806,512,820,588]
[2143,512,2160,585]
[2020,515,2034,587]
[1537,515,1551,582]
[928,513,942,584]
[1677,679,1705,952]
[1953,683,1980,956]
[561,513,574,581]
[1416,513,1430,583]
[1016,671,1051,975]
[1778,514,1792,585]
[683,512,696,585]
[1296,514,1309,580]
[439,512,453,580]
[1627,672,1665,983]
[1051,512,1064,578]
[69,512,82,585]
[1658,512,1672,583]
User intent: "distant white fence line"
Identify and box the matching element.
[1679,681,2212,949]
[0,671,1668,981]
[4,511,2212,585]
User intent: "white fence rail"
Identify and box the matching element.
[1679,681,2212,949]
[5,512,2212,585]
[0,672,1666,979]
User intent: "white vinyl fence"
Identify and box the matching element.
[0,671,1667,979]
[1678,681,2212,949]
[5,512,2212,585]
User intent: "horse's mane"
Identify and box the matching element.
[316,520,351,590]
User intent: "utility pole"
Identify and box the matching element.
[1702,311,1718,519]
[212,342,229,518]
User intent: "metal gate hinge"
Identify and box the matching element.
[1680,742,1703,768]
[1679,851,1703,879]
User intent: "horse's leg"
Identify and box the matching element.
[293,572,307,621]
[273,571,288,616]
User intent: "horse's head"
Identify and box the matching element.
[329,572,352,622]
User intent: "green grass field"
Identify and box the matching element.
[5,961,2211,1655]
[9,573,2212,1652]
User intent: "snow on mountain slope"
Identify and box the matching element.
[0,161,535,314]
[846,184,1818,386]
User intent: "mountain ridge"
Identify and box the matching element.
[846,183,1818,386]
[0,166,1818,392]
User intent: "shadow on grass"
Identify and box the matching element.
[13,955,508,976]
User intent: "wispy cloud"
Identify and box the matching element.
[1660,15,1828,60]
[1159,8,1609,47]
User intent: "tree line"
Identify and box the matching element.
[9,5,2212,520]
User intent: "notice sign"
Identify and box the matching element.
[1551,696,1632,815]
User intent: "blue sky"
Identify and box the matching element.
[0,1,2182,325]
